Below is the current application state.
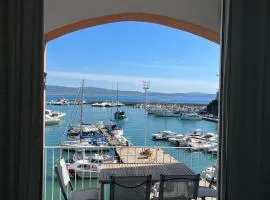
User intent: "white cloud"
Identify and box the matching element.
[47,71,218,93]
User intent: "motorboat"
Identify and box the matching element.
[114,135,131,146]
[72,151,117,164]
[114,111,127,120]
[186,138,217,151]
[167,134,184,144]
[60,140,109,151]
[91,102,111,107]
[154,110,181,117]
[188,130,218,143]
[45,115,60,125]
[90,154,118,164]
[91,102,102,107]
[67,159,101,178]
[67,124,100,137]
[207,146,218,155]
[48,98,70,105]
[201,165,217,182]
[146,108,161,114]
[75,100,87,105]
[104,123,124,136]
[180,113,202,120]
[100,102,113,107]
[45,109,66,119]
[110,101,125,107]
[152,130,177,140]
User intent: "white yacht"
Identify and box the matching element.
[67,159,101,178]
[72,152,117,164]
[67,124,99,137]
[180,113,202,120]
[45,109,66,119]
[155,110,181,117]
[146,108,161,114]
[45,115,60,125]
[48,98,70,105]
[110,101,125,107]
[201,165,217,182]
[186,138,217,151]
[115,135,131,146]
[167,134,184,144]
[152,130,177,140]
[91,102,102,107]
[91,102,111,107]
[60,140,109,151]
[105,123,124,137]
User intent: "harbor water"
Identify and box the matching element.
[45,98,218,199]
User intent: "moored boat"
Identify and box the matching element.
[46,109,66,119]
[154,110,181,117]
[114,111,127,120]
[152,130,177,140]
[67,160,101,178]
[201,165,217,182]
[48,98,70,105]
[60,140,109,151]
[180,113,202,120]
[45,115,60,125]
[104,123,124,137]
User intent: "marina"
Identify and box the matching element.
[44,94,218,200]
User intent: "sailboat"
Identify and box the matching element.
[114,83,127,120]
[60,80,109,151]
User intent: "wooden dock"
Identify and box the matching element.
[115,147,178,164]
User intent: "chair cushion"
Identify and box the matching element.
[71,188,99,200]
[197,187,217,198]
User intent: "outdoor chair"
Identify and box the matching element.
[109,175,152,200]
[55,158,99,200]
[197,165,218,200]
[158,174,200,200]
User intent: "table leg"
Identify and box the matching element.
[99,182,104,200]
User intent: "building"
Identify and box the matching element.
[1,0,270,199]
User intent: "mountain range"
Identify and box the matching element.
[46,85,215,98]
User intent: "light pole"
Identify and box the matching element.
[143,81,150,146]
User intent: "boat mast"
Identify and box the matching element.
[116,82,119,118]
[80,79,85,142]
[111,84,113,121]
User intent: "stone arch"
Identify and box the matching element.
[45,12,219,43]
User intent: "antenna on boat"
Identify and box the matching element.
[143,81,150,146]
[80,79,85,142]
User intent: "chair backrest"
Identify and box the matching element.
[55,158,73,200]
[109,175,152,200]
[159,174,200,200]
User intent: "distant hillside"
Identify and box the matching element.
[46,85,215,97]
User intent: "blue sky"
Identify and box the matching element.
[47,22,220,94]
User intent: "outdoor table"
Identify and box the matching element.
[98,163,195,200]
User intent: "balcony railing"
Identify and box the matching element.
[43,146,217,200]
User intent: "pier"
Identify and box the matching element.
[115,147,178,164]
